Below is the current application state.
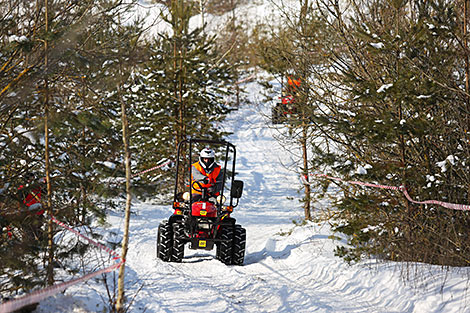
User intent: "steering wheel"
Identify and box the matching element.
[191,180,205,192]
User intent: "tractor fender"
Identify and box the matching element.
[169,214,183,225]
[218,216,236,227]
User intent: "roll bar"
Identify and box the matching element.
[172,138,238,210]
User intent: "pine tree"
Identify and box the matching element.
[314,0,470,265]
[131,0,235,196]
[0,0,147,297]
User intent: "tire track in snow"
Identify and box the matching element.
[117,87,421,312]
[217,99,412,312]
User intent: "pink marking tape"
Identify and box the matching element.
[131,160,172,178]
[0,216,123,313]
[301,173,470,211]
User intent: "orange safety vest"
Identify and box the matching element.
[288,77,301,88]
[191,162,221,195]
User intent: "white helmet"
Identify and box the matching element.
[199,147,215,171]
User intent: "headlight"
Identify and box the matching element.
[198,222,211,229]
[216,195,226,204]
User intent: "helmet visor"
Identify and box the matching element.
[200,157,215,171]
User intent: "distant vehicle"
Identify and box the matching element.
[272,76,300,124]
[156,138,246,265]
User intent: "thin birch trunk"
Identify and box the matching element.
[301,123,311,220]
[465,0,470,205]
[116,83,132,312]
[44,0,54,286]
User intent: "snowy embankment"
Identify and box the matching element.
[37,79,470,312]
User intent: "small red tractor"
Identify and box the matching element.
[156,138,246,265]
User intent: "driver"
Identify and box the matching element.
[191,147,223,200]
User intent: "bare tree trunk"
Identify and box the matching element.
[465,0,469,100]
[174,42,183,190]
[236,84,240,107]
[300,0,310,220]
[179,50,185,140]
[116,83,132,313]
[199,0,205,30]
[464,0,470,205]
[173,37,180,150]
[394,5,412,248]
[301,124,311,220]
[44,0,54,286]
[45,98,54,286]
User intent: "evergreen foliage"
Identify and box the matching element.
[3,0,470,305]
[130,0,235,197]
[257,0,470,266]
[306,0,470,266]
[323,0,470,266]
[0,0,147,297]
[1,0,236,299]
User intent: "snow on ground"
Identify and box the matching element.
[36,78,470,313]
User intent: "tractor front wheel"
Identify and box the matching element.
[171,223,185,262]
[216,226,234,265]
[156,220,172,261]
[232,225,246,265]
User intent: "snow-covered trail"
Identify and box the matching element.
[37,80,470,313]
[116,99,402,313]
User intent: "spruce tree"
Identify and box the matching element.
[131,0,235,196]
[0,0,147,297]
[314,0,470,265]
